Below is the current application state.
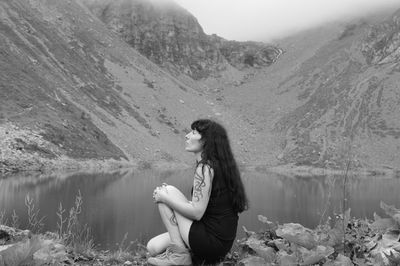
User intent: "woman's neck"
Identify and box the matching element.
[194,151,202,164]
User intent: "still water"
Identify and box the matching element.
[1,168,400,250]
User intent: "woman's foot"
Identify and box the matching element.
[147,244,192,266]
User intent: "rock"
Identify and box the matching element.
[269,239,290,252]
[0,236,41,266]
[242,234,276,263]
[32,240,69,265]
[238,256,268,266]
[0,231,11,244]
[299,245,334,265]
[371,216,398,231]
[323,254,353,266]
[277,251,297,266]
[252,246,276,263]
[257,215,275,230]
[369,230,400,265]
[380,201,400,225]
[276,223,318,249]
[0,225,31,243]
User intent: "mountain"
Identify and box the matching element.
[0,0,233,172]
[275,12,400,169]
[81,0,282,80]
[1,0,400,173]
[222,10,400,170]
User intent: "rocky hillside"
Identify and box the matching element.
[275,12,400,169]
[1,0,399,173]
[222,10,400,170]
[0,0,237,172]
[81,0,282,80]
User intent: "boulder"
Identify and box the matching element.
[299,245,334,265]
[32,239,70,265]
[276,223,318,249]
[0,236,41,266]
[238,256,268,266]
[323,254,353,266]
[242,236,276,263]
[277,251,297,266]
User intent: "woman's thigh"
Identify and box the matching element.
[146,232,170,256]
[174,211,193,248]
[164,185,189,202]
[164,185,193,248]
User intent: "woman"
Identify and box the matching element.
[147,119,248,265]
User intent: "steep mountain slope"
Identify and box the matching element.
[275,13,400,169]
[0,0,229,172]
[224,11,400,170]
[81,0,282,81]
[1,0,399,173]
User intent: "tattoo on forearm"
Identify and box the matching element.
[193,172,206,202]
[169,213,177,226]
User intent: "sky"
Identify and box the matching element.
[173,0,400,42]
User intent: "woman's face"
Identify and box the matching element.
[185,129,203,153]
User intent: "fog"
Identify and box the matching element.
[174,0,400,42]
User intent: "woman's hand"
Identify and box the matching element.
[152,183,168,203]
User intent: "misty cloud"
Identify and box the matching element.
[174,0,400,41]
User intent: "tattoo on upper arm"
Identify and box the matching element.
[169,213,177,226]
[193,170,207,202]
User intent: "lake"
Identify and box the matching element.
[1,167,400,250]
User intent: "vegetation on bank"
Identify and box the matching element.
[0,193,148,265]
[2,194,400,265]
[235,202,400,265]
[2,154,400,265]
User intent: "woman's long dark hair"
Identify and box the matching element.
[191,119,248,213]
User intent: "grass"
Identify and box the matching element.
[55,190,94,252]
[0,192,148,265]
[25,194,45,233]
[0,210,7,225]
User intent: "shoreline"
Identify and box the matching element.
[265,163,400,177]
[2,154,399,178]
[0,156,192,176]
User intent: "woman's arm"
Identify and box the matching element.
[155,164,213,221]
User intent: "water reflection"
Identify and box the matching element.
[1,168,400,249]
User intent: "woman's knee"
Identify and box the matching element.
[165,185,186,198]
[146,232,170,256]
[164,185,178,192]
[146,238,163,256]
[146,239,157,256]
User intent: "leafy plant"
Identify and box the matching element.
[56,191,94,257]
[11,210,19,229]
[0,210,7,225]
[25,194,45,233]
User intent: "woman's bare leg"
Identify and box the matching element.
[157,202,187,247]
[162,185,193,248]
[147,185,193,255]
[146,232,170,256]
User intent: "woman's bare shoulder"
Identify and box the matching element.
[195,162,214,178]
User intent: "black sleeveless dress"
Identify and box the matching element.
[188,173,238,263]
